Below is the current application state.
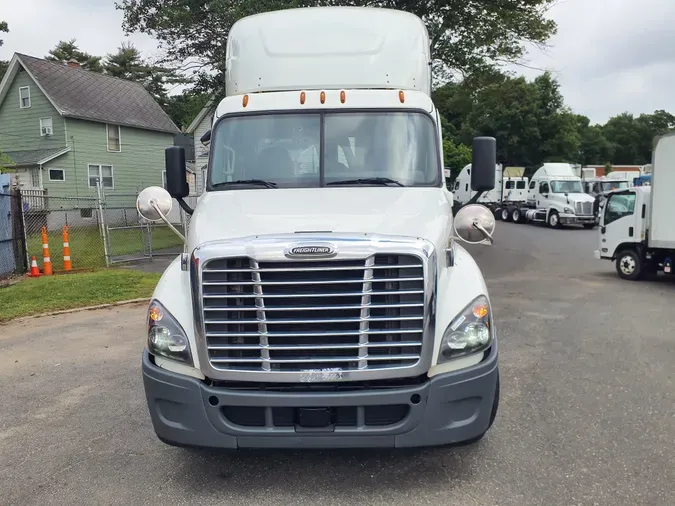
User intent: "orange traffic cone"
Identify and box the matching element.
[62,225,72,271]
[41,226,53,276]
[29,256,41,277]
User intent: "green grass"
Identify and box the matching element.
[25,225,183,271]
[0,269,161,322]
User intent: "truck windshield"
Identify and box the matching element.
[208,111,439,189]
[550,180,583,193]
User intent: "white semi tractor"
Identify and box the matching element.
[136,7,502,450]
[489,163,597,228]
[595,133,675,280]
[452,163,529,219]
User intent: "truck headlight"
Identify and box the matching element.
[147,299,193,365]
[438,295,493,363]
[563,206,574,214]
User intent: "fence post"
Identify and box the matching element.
[14,188,29,273]
[96,181,111,267]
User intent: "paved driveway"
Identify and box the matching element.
[1,222,674,505]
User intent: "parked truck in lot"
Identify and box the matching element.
[452,163,529,220]
[595,133,675,280]
[482,163,597,228]
[135,7,501,450]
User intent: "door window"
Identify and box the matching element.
[539,181,550,194]
[604,192,636,225]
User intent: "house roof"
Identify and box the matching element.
[186,99,215,134]
[3,146,71,167]
[0,53,180,135]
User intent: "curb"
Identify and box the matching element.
[5,298,151,324]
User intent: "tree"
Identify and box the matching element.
[116,0,557,94]
[103,42,186,109]
[45,40,103,73]
[576,116,614,166]
[164,91,211,131]
[443,139,472,179]
[0,21,9,82]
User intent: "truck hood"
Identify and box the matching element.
[187,187,452,250]
[551,192,595,203]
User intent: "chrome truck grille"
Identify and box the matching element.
[191,235,436,382]
[575,201,594,215]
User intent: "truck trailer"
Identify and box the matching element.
[595,132,675,280]
[136,6,501,450]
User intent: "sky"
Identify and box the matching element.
[1,0,674,125]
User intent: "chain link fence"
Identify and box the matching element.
[7,186,193,275]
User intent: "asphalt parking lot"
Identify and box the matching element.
[1,221,674,506]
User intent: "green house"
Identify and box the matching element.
[0,53,180,208]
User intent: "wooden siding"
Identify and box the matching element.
[0,69,66,153]
[41,118,175,198]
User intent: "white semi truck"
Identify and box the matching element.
[136,7,501,450]
[493,163,597,228]
[595,133,675,280]
[452,163,529,220]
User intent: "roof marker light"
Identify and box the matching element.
[399,90,405,103]
[300,91,306,105]
[340,90,346,104]
[320,91,326,104]
[242,94,249,107]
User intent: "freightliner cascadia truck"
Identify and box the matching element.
[136,6,501,449]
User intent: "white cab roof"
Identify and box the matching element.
[532,163,577,179]
[225,7,431,96]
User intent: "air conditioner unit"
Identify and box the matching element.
[41,126,53,136]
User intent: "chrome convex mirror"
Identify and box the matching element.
[453,204,495,245]
[136,186,186,243]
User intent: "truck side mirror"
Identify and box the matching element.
[200,129,211,145]
[470,137,496,191]
[165,146,189,198]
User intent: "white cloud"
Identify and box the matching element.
[2,0,674,124]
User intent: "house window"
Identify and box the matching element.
[107,124,121,152]
[88,164,114,189]
[19,86,31,108]
[31,168,41,187]
[40,117,53,136]
[48,168,65,181]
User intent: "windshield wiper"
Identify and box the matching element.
[212,179,278,189]
[326,177,405,187]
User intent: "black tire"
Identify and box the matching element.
[511,207,522,223]
[616,249,643,280]
[583,224,595,230]
[547,209,561,229]
[493,207,502,220]
[501,207,511,222]
[453,372,500,446]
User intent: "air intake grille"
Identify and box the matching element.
[200,254,425,374]
[575,201,594,215]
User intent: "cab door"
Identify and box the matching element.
[599,190,639,257]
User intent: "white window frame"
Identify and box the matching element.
[88,164,115,189]
[48,168,65,182]
[19,86,31,109]
[106,124,121,152]
[40,117,53,136]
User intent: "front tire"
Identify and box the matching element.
[547,210,561,229]
[616,249,643,280]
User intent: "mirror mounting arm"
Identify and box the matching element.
[150,200,187,243]
[467,190,485,206]
[177,197,194,215]
[472,221,494,244]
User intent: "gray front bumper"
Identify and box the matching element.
[142,342,499,449]
[560,213,595,225]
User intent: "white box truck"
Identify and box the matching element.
[595,132,675,280]
[136,6,501,449]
